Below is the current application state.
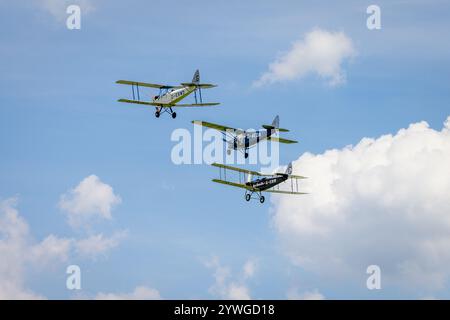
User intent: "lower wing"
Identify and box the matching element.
[269,137,298,144]
[264,189,308,195]
[212,179,253,190]
[118,99,161,106]
[172,103,220,107]
[118,99,219,108]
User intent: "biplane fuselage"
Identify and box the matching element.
[246,174,288,191]
[229,129,277,151]
[153,86,196,106]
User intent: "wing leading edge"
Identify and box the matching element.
[212,179,254,191]
[118,99,219,108]
[116,80,182,89]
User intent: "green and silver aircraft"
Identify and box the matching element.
[116,70,219,119]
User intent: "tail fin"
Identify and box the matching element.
[272,115,280,128]
[192,69,200,84]
[285,162,293,175]
[262,115,289,132]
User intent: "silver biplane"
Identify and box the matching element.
[211,162,308,203]
[193,116,297,158]
[116,70,219,119]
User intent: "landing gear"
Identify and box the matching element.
[154,107,176,119]
[227,149,231,155]
[169,107,176,119]
[245,190,265,204]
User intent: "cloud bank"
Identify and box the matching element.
[254,29,356,87]
[272,117,450,295]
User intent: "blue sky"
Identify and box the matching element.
[1,0,450,299]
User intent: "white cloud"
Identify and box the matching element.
[243,258,257,279]
[254,29,356,87]
[0,198,70,299]
[75,231,127,258]
[287,288,325,300]
[205,257,256,300]
[272,116,450,295]
[30,234,72,266]
[95,286,161,300]
[59,175,122,228]
[37,0,95,20]
[0,196,128,299]
[227,283,251,300]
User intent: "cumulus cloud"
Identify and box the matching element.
[287,288,325,300]
[254,29,356,87]
[0,195,128,299]
[205,257,256,300]
[95,286,161,300]
[75,231,127,258]
[243,258,257,279]
[59,175,122,228]
[37,0,95,20]
[0,198,70,299]
[30,234,72,266]
[272,116,450,295]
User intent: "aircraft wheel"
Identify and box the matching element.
[245,152,249,159]
[245,194,251,201]
[227,149,231,155]
[172,112,177,119]
[155,111,160,118]
[259,196,265,203]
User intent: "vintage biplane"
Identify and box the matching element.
[211,162,308,203]
[193,116,297,158]
[116,70,219,119]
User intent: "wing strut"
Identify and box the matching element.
[131,83,140,101]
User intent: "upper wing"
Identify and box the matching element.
[116,80,182,89]
[273,173,308,179]
[270,137,298,144]
[264,189,308,195]
[211,163,266,177]
[212,179,253,190]
[192,121,242,134]
[173,103,220,107]
[180,83,217,88]
[288,174,307,179]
